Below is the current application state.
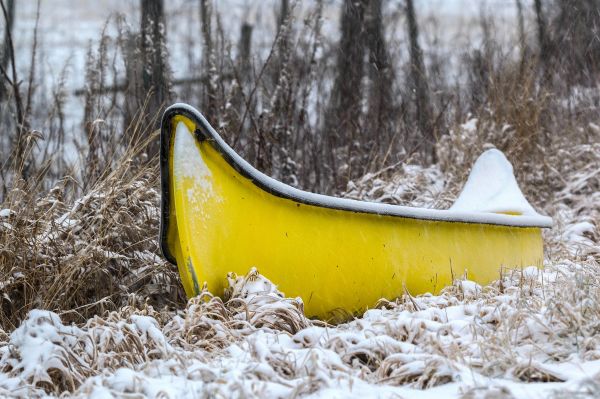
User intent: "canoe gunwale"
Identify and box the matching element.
[159,103,552,266]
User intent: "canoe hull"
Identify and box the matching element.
[161,112,544,321]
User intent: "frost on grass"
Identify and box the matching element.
[2,252,600,397]
[0,164,184,333]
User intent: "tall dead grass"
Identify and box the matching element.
[0,127,186,332]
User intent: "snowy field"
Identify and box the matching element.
[3,259,600,398]
[1,116,598,397]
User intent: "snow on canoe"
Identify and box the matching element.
[159,103,552,321]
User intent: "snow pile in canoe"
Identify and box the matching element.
[449,148,544,217]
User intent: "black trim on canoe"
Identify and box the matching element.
[159,104,551,265]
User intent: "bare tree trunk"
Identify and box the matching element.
[515,0,526,61]
[140,0,171,155]
[405,0,434,161]
[200,0,217,122]
[231,21,253,159]
[238,23,253,83]
[515,0,531,81]
[0,0,13,70]
[0,0,14,101]
[1,0,30,180]
[278,0,289,33]
[365,0,394,155]
[534,0,551,77]
[271,0,291,92]
[122,29,144,130]
[325,0,367,185]
[83,46,100,187]
[268,1,297,185]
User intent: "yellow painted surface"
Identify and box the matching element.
[165,116,544,321]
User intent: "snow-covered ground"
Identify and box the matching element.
[1,244,598,397]
[1,131,599,397]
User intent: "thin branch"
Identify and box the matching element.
[0,62,13,85]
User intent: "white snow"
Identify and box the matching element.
[457,279,481,297]
[564,221,595,241]
[0,209,11,218]
[523,265,541,279]
[173,121,223,221]
[226,266,284,300]
[173,122,213,190]
[460,117,478,134]
[0,310,83,390]
[450,148,543,217]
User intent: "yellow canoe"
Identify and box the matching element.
[160,104,552,321]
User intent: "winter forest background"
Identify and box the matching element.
[1,0,600,397]
[4,0,599,196]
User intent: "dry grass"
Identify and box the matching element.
[0,130,186,332]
